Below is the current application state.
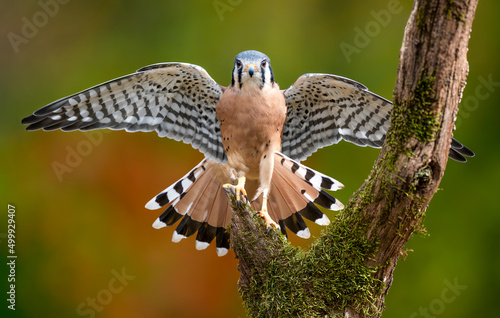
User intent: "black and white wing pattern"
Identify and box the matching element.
[282,73,474,162]
[22,63,227,163]
[282,73,392,162]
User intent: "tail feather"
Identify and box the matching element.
[281,213,310,239]
[145,159,208,210]
[147,159,231,256]
[195,184,232,256]
[313,190,343,211]
[275,151,344,191]
[147,152,345,255]
[153,204,183,228]
[177,173,232,256]
[298,202,330,226]
[253,152,344,238]
[173,215,202,242]
[205,186,232,231]
[195,223,217,251]
[173,172,219,220]
[215,227,231,257]
[261,171,311,222]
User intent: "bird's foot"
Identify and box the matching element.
[255,211,280,232]
[254,197,280,232]
[223,176,247,208]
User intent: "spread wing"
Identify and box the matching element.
[282,73,474,162]
[22,63,227,163]
[282,73,392,161]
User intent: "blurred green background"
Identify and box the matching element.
[1,0,498,317]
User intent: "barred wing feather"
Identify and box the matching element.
[22,63,227,163]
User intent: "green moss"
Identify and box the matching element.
[386,69,439,171]
[418,1,464,36]
[444,0,465,22]
[444,0,454,19]
[234,182,383,318]
[377,68,440,237]
[416,1,432,36]
[414,212,429,237]
[239,209,382,318]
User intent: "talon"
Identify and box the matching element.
[256,197,280,231]
[256,210,280,231]
[224,177,248,207]
[235,176,247,206]
[222,184,231,193]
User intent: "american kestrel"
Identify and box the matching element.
[22,50,474,256]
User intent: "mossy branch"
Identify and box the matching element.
[228,1,478,317]
[227,187,381,317]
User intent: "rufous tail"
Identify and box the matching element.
[145,152,344,256]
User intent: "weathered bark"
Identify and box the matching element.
[229,0,478,317]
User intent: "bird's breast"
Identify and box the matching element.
[216,86,286,179]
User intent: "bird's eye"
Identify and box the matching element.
[236,60,242,68]
[261,60,267,68]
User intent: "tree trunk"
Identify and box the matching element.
[228,0,478,317]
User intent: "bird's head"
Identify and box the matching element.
[231,50,275,90]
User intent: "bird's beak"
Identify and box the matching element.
[246,64,257,77]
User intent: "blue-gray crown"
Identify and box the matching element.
[234,50,270,62]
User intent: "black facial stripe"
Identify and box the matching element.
[261,64,266,87]
[237,66,243,88]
